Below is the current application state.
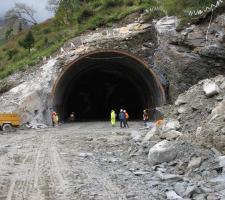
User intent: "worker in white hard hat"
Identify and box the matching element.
[119,109,125,128]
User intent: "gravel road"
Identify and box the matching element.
[0,122,165,200]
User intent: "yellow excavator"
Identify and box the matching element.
[0,113,21,131]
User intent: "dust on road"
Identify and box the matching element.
[0,122,163,200]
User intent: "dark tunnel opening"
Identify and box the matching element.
[53,50,165,121]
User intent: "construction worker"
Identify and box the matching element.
[111,110,116,127]
[69,112,75,122]
[124,110,129,128]
[119,109,125,128]
[52,111,59,127]
[143,109,149,127]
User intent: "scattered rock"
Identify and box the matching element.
[193,194,207,200]
[184,185,197,198]
[78,152,93,158]
[216,156,225,169]
[126,193,136,198]
[156,171,183,181]
[199,184,215,193]
[133,170,149,176]
[206,193,220,200]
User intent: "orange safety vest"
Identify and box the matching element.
[125,112,129,119]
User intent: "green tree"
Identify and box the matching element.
[6,48,18,60]
[55,0,81,25]
[18,31,35,54]
[44,37,50,48]
[18,21,23,32]
[5,28,13,41]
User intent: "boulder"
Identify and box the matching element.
[174,182,187,197]
[148,140,177,166]
[166,191,183,200]
[143,127,158,141]
[187,157,202,170]
[203,81,220,97]
[160,130,183,140]
[184,185,197,198]
[162,119,181,132]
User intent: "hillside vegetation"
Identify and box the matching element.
[0,0,222,79]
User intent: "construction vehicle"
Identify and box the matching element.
[0,113,20,131]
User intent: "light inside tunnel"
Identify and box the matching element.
[53,50,165,121]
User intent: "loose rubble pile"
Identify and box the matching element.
[130,75,225,199]
[172,75,225,153]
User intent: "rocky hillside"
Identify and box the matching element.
[131,75,225,199]
[155,9,225,100]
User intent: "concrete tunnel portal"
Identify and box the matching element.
[52,50,165,121]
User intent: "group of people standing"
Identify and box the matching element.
[111,109,129,128]
[111,109,151,128]
[52,109,150,128]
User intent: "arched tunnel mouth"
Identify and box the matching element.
[53,50,165,121]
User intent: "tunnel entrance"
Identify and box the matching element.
[53,50,165,121]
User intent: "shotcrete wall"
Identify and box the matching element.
[52,50,165,121]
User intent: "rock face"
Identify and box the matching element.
[154,13,225,101]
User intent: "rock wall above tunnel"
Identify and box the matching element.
[154,14,225,101]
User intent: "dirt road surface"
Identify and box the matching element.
[0,122,165,200]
